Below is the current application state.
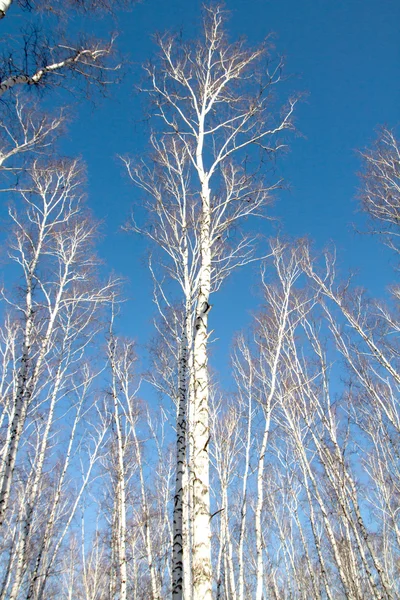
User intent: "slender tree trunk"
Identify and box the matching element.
[301,471,334,600]
[0,309,33,525]
[0,530,16,600]
[0,215,46,524]
[293,505,321,600]
[222,483,236,600]
[255,406,272,600]
[109,506,118,600]
[191,178,212,600]
[238,363,252,600]
[173,311,189,599]
[255,278,291,600]
[34,425,106,600]
[132,428,160,599]
[185,362,195,600]
[296,438,353,599]
[116,468,128,600]
[25,398,84,599]
[112,376,128,600]
[215,521,224,600]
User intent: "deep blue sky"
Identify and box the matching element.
[3,0,400,385]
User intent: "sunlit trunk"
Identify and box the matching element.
[191,179,212,600]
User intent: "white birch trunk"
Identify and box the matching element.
[215,516,224,600]
[238,381,252,600]
[238,412,252,600]
[296,438,352,598]
[33,424,106,600]
[132,427,160,599]
[0,283,67,524]
[0,533,16,600]
[293,505,321,600]
[301,472,333,600]
[109,507,117,600]
[0,211,73,525]
[255,407,272,600]
[172,310,189,599]
[116,466,127,600]
[222,483,236,600]
[185,360,195,600]
[255,276,291,600]
[191,178,212,600]
[111,353,128,600]
[8,527,26,600]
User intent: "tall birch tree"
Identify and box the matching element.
[125,5,296,596]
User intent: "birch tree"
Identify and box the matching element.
[298,225,400,595]
[210,391,242,600]
[126,6,296,596]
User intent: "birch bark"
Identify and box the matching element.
[173,308,190,598]
[0,0,11,19]
[109,335,128,600]
[191,156,213,600]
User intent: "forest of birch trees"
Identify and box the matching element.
[0,1,399,598]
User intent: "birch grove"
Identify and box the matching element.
[0,2,399,599]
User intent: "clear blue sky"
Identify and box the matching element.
[5,0,400,383]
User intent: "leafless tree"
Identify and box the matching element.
[124,5,296,597]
